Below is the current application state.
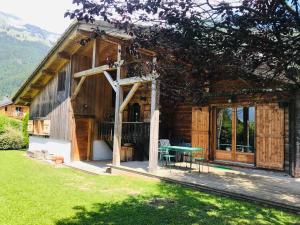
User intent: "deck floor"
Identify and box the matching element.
[65,160,300,211]
[119,161,300,210]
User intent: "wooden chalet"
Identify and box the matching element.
[12,21,300,177]
[0,97,28,120]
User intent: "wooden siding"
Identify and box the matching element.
[256,104,285,170]
[160,104,193,142]
[284,107,290,172]
[29,63,72,140]
[71,54,113,120]
[0,104,28,119]
[192,107,209,159]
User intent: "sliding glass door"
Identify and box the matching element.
[214,106,255,164]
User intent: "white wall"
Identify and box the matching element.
[92,140,112,161]
[29,136,71,163]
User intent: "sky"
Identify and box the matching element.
[0,0,75,34]
[0,0,240,34]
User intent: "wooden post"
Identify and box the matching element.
[149,57,159,173]
[92,39,97,68]
[112,45,123,166]
[292,92,300,177]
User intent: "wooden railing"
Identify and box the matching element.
[98,121,150,159]
[98,122,150,143]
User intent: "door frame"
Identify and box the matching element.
[211,105,255,164]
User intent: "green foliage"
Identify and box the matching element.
[0,33,49,98]
[0,126,24,150]
[22,113,29,148]
[0,151,299,224]
[0,114,24,150]
[0,114,21,134]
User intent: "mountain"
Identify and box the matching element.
[0,11,60,99]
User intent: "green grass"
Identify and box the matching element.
[0,151,299,225]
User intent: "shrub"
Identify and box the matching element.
[0,115,22,134]
[22,113,29,148]
[0,126,25,150]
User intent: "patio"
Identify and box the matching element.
[111,161,300,213]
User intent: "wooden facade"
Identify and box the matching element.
[0,103,28,120]
[12,21,300,177]
[159,84,292,172]
[29,63,72,140]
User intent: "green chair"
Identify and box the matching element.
[158,139,176,169]
[181,142,192,168]
[194,149,209,173]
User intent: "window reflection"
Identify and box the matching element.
[236,107,255,153]
[216,108,232,151]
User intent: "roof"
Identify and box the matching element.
[12,20,133,105]
[0,97,13,108]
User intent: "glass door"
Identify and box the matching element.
[215,107,234,161]
[235,107,255,163]
[214,106,255,164]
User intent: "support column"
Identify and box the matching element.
[112,45,123,166]
[148,77,160,173]
[294,92,300,177]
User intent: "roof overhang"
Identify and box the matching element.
[12,20,133,105]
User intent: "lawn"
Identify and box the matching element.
[0,151,299,225]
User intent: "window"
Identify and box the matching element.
[57,70,66,92]
[216,108,233,151]
[4,107,7,112]
[236,107,255,153]
[16,107,22,112]
[128,103,141,122]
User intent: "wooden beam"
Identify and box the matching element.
[112,44,123,166]
[148,80,160,173]
[42,69,55,76]
[102,37,121,46]
[57,51,71,60]
[30,84,44,90]
[74,65,116,78]
[138,48,157,57]
[120,82,141,112]
[19,97,32,102]
[92,39,97,68]
[149,56,159,173]
[116,74,158,86]
[103,71,117,92]
[71,77,86,100]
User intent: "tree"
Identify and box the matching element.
[65,0,300,103]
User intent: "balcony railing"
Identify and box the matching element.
[98,121,150,160]
[98,122,150,143]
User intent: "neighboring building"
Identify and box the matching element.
[12,21,300,177]
[0,97,28,119]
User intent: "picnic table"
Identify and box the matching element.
[159,145,204,171]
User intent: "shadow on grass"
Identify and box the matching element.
[56,181,299,225]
